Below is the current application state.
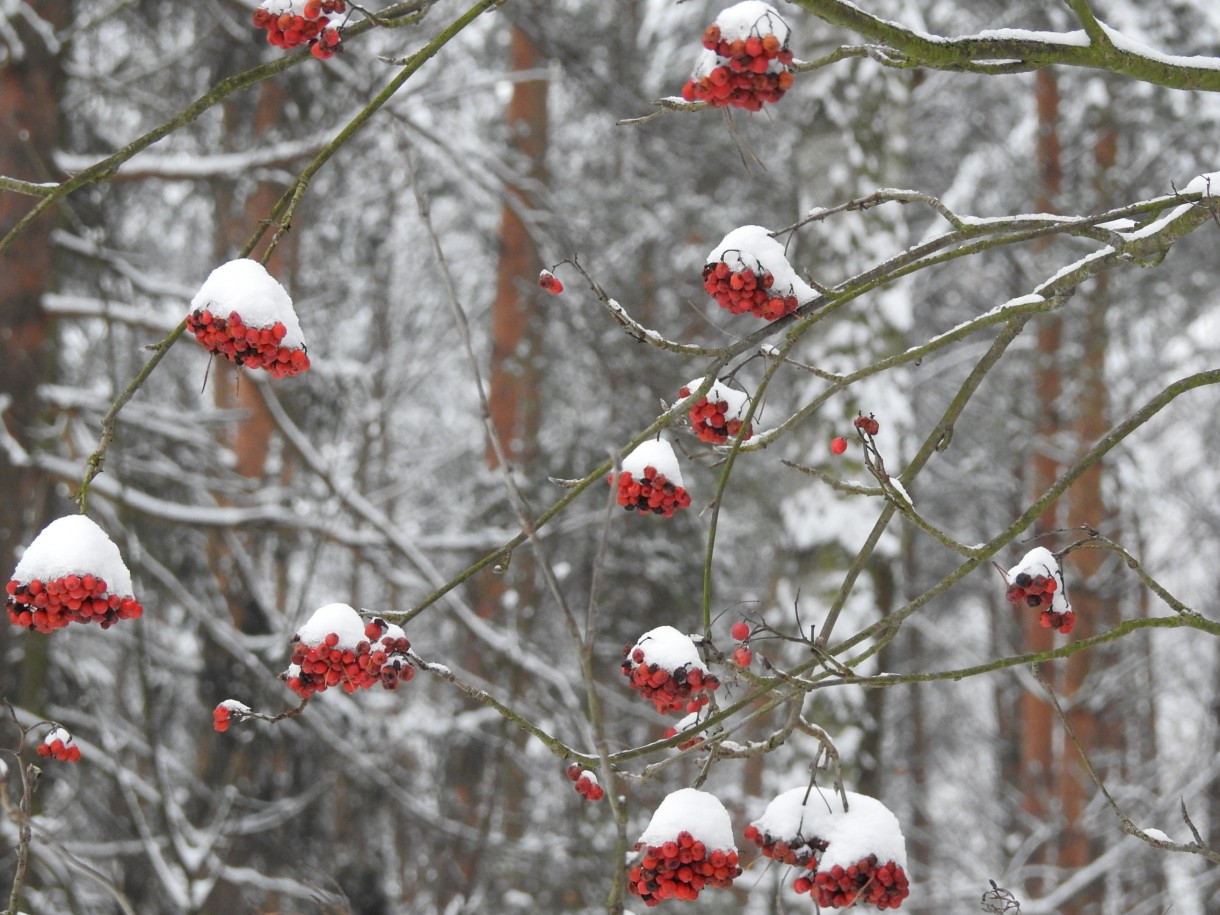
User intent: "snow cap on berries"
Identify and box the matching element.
[13,515,135,598]
[639,787,736,852]
[629,625,706,674]
[753,787,907,871]
[191,259,306,348]
[714,0,791,46]
[294,602,368,649]
[622,439,684,488]
[708,226,815,302]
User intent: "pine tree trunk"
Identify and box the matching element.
[0,0,72,708]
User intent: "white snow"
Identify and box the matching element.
[218,699,252,716]
[1182,171,1220,197]
[751,786,907,868]
[714,2,790,43]
[622,438,684,487]
[12,515,135,597]
[684,377,750,423]
[1142,827,1172,843]
[43,726,73,747]
[707,225,816,302]
[628,625,707,673]
[294,602,368,649]
[1007,547,1072,616]
[190,259,306,349]
[638,788,737,852]
[258,0,311,13]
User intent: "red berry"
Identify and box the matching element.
[831,437,848,455]
[733,646,753,667]
[730,621,750,642]
[539,269,564,294]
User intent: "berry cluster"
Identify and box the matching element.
[730,619,754,666]
[212,700,252,733]
[804,856,910,910]
[187,310,311,378]
[702,260,799,320]
[628,832,741,906]
[743,822,825,873]
[621,645,719,714]
[565,763,605,801]
[283,617,414,699]
[37,727,81,763]
[854,413,880,436]
[679,381,752,444]
[538,269,564,294]
[1006,547,1074,634]
[1006,571,1073,633]
[681,3,795,111]
[612,467,692,517]
[6,574,143,633]
[252,1,345,59]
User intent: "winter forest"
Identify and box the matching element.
[1,0,1219,912]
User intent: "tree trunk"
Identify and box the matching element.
[0,0,72,709]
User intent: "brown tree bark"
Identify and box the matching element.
[0,0,72,708]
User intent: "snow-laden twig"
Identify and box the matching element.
[791,0,1220,91]
[1034,666,1220,865]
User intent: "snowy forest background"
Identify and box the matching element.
[1,0,1219,913]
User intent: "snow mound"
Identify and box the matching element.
[13,515,135,597]
[190,258,305,349]
[638,788,736,852]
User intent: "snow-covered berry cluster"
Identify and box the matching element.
[612,439,692,518]
[188,259,311,378]
[252,1,345,59]
[538,269,563,294]
[679,378,752,444]
[1006,547,1074,633]
[629,789,742,906]
[281,604,414,699]
[621,625,719,714]
[6,516,143,633]
[566,763,605,801]
[745,787,911,910]
[681,1,795,111]
[854,413,880,436]
[37,727,81,763]
[704,225,814,320]
[212,700,252,733]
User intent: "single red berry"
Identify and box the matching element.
[831,437,848,455]
[730,621,750,642]
[733,645,753,667]
[539,269,563,294]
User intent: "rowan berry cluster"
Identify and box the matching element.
[681,3,795,111]
[187,310,311,378]
[854,413,880,436]
[37,727,81,763]
[612,466,692,517]
[619,629,712,717]
[702,260,800,320]
[628,832,741,906]
[6,574,143,633]
[565,763,605,801]
[804,856,910,910]
[679,381,752,444]
[212,700,252,733]
[252,1,345,59]
[1006,547,1075,634]
[743,822,825,873]
[538,269,563,294]
[283,615,414,699]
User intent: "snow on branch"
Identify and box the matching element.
[790,0,1220,90]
